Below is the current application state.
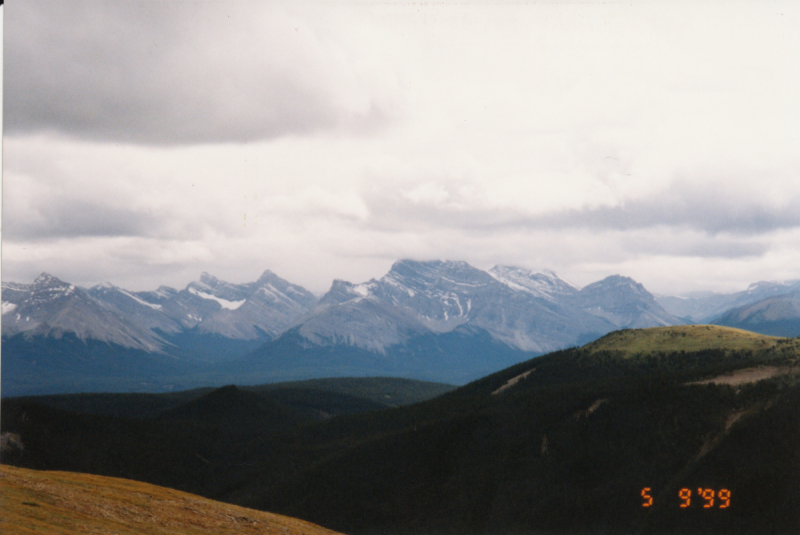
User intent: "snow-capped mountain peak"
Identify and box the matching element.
[27,273,78,302]
[33,272,64,287]
[4,268,319,350]
[158,271,319,338]
[31,273,74,293]
[3,274,168,352]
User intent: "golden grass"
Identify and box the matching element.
[0,464,344,535]
[582,324,800,357]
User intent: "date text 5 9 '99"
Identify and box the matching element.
[640,488,731,508]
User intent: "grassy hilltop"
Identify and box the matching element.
[584,324,799,355]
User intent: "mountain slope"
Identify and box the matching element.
[488,265,579,301]
[0,464,343,535]
[2,273,168,352]
[657,279,800,322]
[2,270,320,395]
[222,324,538,385]
[87,282,184,335]
[160,270,317,339]
[712,290,800,337]
[573,275,682,328]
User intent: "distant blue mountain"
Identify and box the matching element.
[712,290,800,337]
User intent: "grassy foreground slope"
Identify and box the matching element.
[0,464,343,535]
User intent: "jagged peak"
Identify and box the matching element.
[587,274,640,287]
[254,269,301,289]
[256,269,278,282]
[34,272,56,283]
[318,279,369,305]
[186,272,225,293]
[325,279,365,295]
[33,272,69,288]
[580,275,651,299]
[198,272,219,285]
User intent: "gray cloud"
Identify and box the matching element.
[4,1,393,145]
[4,199,169,241]
[362,177,800,240]
[537,182,800,236]
[619,234,768,259]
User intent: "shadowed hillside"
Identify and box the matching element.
[3,326,799,535]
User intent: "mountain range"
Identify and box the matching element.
[655,279,800,323]
[3,259,800,396]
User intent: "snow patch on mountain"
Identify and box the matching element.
[2,302,18,314]
[187,287,246,310]
[353,283,372,297]
[118,288,162,310]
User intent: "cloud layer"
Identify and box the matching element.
[3,2,800,296]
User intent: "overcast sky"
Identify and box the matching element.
[3,1,800,295]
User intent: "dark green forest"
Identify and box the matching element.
[2,330,799,535]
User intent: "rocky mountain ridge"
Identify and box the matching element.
[11,261,796,357]
[656,279,800,322]
[4,260,800,395]
[294,260,680,354]
[2,270,317,354]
